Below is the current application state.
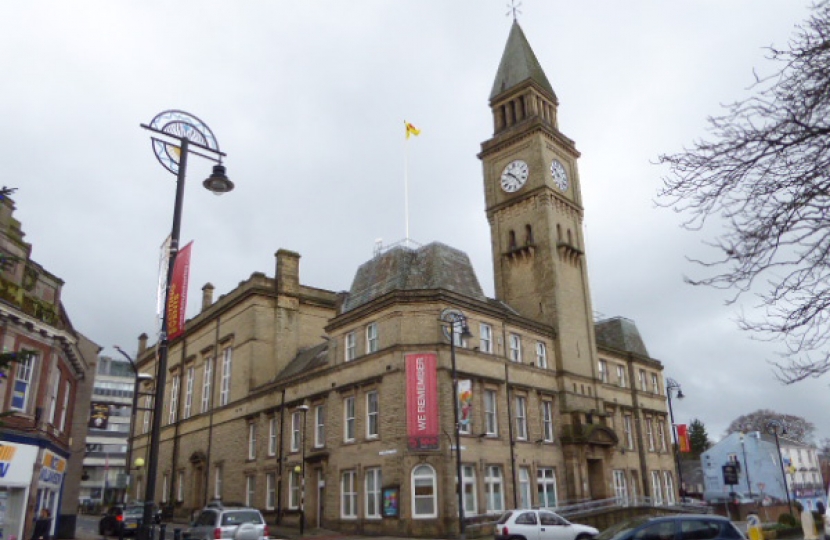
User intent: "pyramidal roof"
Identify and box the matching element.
[594,317,650,358]
[342,242,487,313]
[490,20,556,100]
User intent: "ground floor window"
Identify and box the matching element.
[537,467,557,508]
[289,469,300,509]
[246,476,255,507]
[462,465,478,516]
[651,471,663,506]
[341,470,357,519]
[484,465,504,514]
[518,467,531,509]
[365,468,382,519]
[266,473,276,510]
[613,470,628,506]
[663,471,675,505]
[412,464,437,518]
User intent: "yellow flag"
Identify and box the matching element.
[405,121,421,139]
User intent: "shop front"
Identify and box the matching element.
[0,441,38,540]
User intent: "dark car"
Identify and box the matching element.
[596,515,745,540]
[99,505,143,537]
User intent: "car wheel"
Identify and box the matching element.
[575,534,593,540]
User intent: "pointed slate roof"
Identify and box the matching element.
[342,242,487,313]
[594,317,650,357]
[490,20,556,100]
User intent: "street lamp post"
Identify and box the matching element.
[296,404,309,535]
[766,419,794,516]
[665,377,685,499]
[441,310,472,539]
[114,345,153,503]
[739,432,753,498]
[139,110,234,540]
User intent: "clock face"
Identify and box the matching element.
[500,160,529,193]
[551,159,568,191]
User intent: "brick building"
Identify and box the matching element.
[0,195,98,540]
[129,21,677,537]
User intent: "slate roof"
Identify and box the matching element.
[341,242,487,313]
[594,316,650,357]
[277,341,329,380]
[490,20,556,100]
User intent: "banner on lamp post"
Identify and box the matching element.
[677,423,691,452]
[458,379,473,427]
[166,241,193,341]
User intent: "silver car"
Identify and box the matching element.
[187,504,268,540]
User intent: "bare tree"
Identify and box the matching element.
[657,1,830,383]
[725,409,815,443]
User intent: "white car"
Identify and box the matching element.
[496,509,599,540]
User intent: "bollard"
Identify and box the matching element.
[173,528,182,540]
[159,523,167,540]
[747,512,763,540]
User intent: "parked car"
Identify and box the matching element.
[187,502,269,540]
[496,509,599,540]
[595,514,745,540]
[99,505,144,537]
[127,501,163,524]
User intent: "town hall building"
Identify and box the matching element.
[128,20,677,537]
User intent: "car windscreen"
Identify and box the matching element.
[221,511,263,526]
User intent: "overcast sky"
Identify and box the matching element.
[4,1,826,444]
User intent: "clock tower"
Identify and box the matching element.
[478,20,598,381]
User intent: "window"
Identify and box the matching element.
[289,468,300,509]
[542,401,554,442]
[142,395,151,434]
[617,365,626,387]
[59,381,70,432]
[509,334,522,362]
[162,473,169,504]
[366,391,379,438]
[462,465,478,516]
[651,373,660,394]
[484,465,504,514]
[248,422,257,459]
[639,370,648,391]
[624,414,634,450]
[366,323,378,354]
[663,472,675,505]
[412,464,437,518]
[268,417,277,456]
[365,468,382,519]
[266,473,276,510]
[201,356,213,413]
[515,396,528,440]
[658,420,667,452]
[183,366,195,419]
[679,521,724,540]
[246,476,255,507]
[484,390,498,435]
[314,405,325,448]
[598,360,608,383]
[291,412,302,452]
[480,323,493,354]
[10,352,35,411]
[220,348,232,406]
[345,332,356,362]
[646,418,655,452]
[47,370,59,425]
[537,467,557,508]
[177,470,184,502]
[651,471,663,506]
[168,374,180,424]
[518,467,531,509]
[344,396,355,441]
[536,342,547,368]
[613,470,628,506]
[341,470,357,518]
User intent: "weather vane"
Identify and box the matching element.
[506,0,522,21]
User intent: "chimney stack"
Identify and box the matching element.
[202,283,215,312]
[138,333,148,356]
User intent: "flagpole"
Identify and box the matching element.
[404,132,410,247]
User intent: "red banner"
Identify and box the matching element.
[677,424,690,453]
[166,242,193,341]
[406,353,439,450]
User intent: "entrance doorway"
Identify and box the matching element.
[316,469,325,528]
[587,459,607,499]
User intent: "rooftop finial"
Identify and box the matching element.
[506,0,522,21]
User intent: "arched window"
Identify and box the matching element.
[508,230,517,250]
[567,229,573,245]
[525,225,534,245]
[412,464,437,518]
[556,224,562,241]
